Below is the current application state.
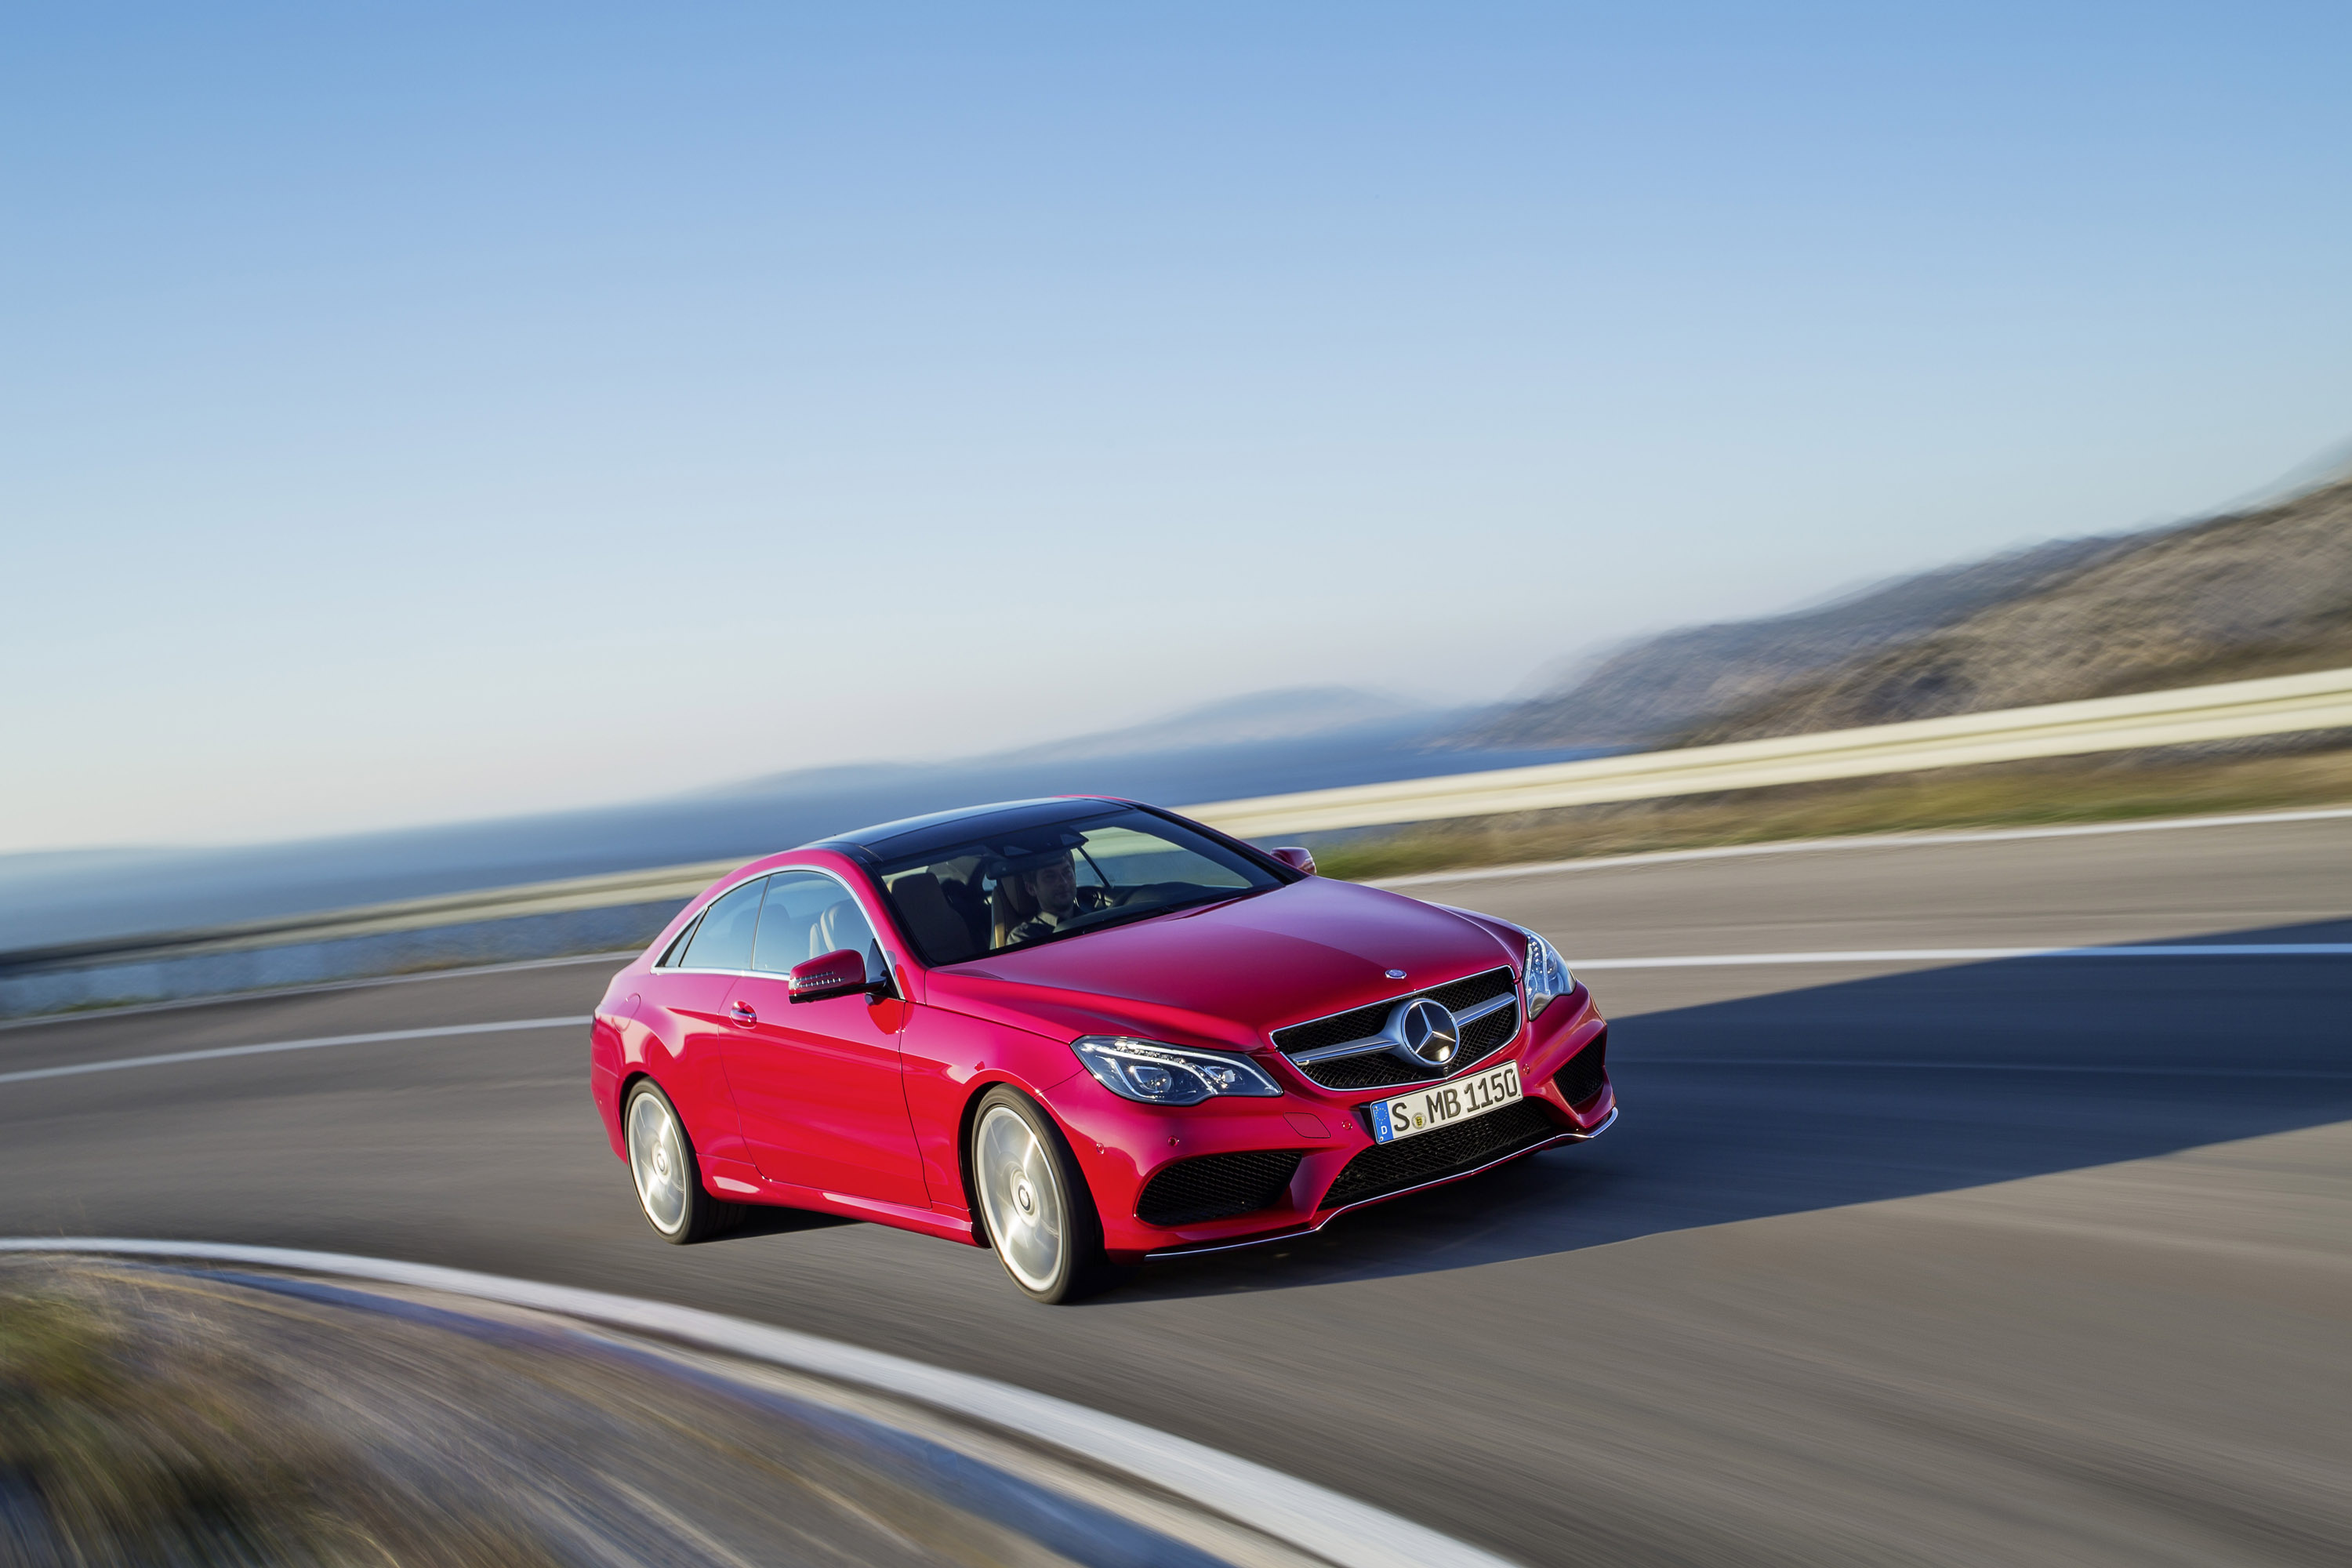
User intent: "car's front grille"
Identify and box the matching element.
[1457,996,1521,1061]
[1552,1032,1608,1107]
[1321,1100,1559,1207]
[1272,966,1520,1091]
[1272,1003,1400,1058]
[1136,1149,1304,1228]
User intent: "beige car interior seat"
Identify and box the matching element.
[989,877,1037,950]
[809,898,877,967]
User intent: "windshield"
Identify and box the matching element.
[869,808,1285,966]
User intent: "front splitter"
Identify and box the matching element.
[1142,1105,1617,1260]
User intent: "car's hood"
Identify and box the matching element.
[920,877,1520,1051]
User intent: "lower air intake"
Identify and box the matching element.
[1136,1149,1305,1229]
[1552,1032,1608,1107]
[1322,1101,1559,1208]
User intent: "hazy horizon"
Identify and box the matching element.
[8,4,2348,853]
[0,683,1487,865]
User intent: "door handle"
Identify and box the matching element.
[730,1000,757,1025]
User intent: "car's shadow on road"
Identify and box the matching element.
[730,1207,860,1240]
[1109,916,2352,1303]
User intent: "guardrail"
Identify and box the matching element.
[1179,665,2352,838]
[0,860,743,976]
[8,664,2348,1017]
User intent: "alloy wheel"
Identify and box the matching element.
[975,1103,1066,1293]
[627,1088,690,1236]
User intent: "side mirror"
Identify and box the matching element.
[1270,846,1317,876]
[789,948,881,1004]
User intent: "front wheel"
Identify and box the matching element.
[624,1080,742,1243]
[970,1087,1116,1304]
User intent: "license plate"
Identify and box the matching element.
[1369,1062,1522,1144]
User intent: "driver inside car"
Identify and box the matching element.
[1004,849,1112,945]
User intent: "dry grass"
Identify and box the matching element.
[0,1257,1197,1568]
[0,1265,562,1566]
[1312,741,2352,881]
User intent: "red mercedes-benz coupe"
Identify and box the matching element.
[589,797,1614,1301]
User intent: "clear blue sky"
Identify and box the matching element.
[5,3,2348,851]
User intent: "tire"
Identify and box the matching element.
[623,1080,742,1243]
[968,1087,1118,1304]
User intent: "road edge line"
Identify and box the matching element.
[0,1017,593,1087]
[1569,944,2352,970]
[0,951,641,1033]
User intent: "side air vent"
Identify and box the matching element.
[1136,1149,1305,1228]
[1552,1033,1608,1108]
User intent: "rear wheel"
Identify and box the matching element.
[624,1080,742,1243]
[970,1087,1116,1304]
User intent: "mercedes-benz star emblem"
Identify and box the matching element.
[1387,996,1460,1067]
[1384,968,1407,979]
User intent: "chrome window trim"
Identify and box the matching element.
[747,866,895,980]
[652,909,706,970]
[661,872,771,974]
[655,864,903,981]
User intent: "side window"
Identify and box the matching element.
[753,871,885,982]
[680,877,767,971]
[655,916,701,968]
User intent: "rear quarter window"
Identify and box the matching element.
[679,877,766,971]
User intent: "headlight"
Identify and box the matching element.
[1523,930,1576,1017]
[1069,1036,1283,1105]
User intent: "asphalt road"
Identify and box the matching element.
[4,815,2348,1566]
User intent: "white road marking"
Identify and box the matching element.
[0,1240,1515,1568]
[1571,944,2352,970]
[16,804,2346,1033]
[0,952,637,1033]
[1644,1058,2352,1077]
[11,940,2349,1082]
[0,1016,590,1086]
[1374,804,2352,887]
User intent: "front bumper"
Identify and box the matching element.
[1144,1104,1617,1261]
[1041,987,1614,1261]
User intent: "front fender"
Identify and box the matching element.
[899,1005,1086,1217]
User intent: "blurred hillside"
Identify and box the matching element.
[1686,475,2352,743]
[1454,470,2352,750]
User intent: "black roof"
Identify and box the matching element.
[813,797,1129,863]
